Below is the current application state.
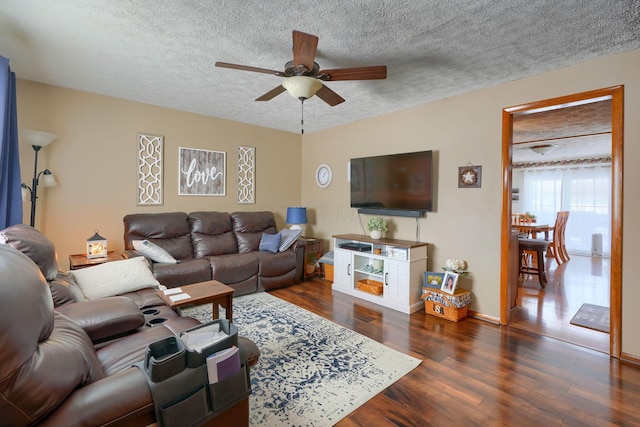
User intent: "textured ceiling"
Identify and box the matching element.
[513,100,612,163]
[1,1,639,135]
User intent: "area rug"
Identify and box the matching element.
[180,292,421,426]
[570,303,610,333]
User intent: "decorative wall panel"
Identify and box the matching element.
[137,133,163,205]
[237,146,255,204]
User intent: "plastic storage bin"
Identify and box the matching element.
[145,336,186,382]
[179,319,238,368]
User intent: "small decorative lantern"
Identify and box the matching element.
[86,229,108,259]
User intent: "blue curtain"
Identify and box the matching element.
[0,55,23,228]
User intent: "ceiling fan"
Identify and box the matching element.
[215,30,387,107]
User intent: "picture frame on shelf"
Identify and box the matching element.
[441,271,459,294]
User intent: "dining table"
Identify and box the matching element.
[513,223,552,240]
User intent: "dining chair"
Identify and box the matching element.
[546,211,570,264]
[513,213,536,266]
[518,238,549,287]
[512,213,532,237]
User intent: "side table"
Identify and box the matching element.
[69,251,123,270]
[302,237,323,280]
[156,280,235,322]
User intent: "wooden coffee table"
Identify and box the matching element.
[156,280,235,322]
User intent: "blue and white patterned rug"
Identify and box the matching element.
[181,292,421,426]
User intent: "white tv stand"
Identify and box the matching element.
[332,234,428,314]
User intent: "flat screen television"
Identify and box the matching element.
[350,150,433,212]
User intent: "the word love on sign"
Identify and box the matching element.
[179,147,226,196]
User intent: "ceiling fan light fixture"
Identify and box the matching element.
[282,76,323,100]
[530,144,557,155]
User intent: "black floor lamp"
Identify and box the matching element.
[20,130,58,227]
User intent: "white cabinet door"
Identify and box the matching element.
[384,259,410,305]
[333,249,353,291]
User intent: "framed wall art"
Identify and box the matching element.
[458,164,482,188]
[237,146,255,204]
[137,133,164,205]
[178,147,226,196]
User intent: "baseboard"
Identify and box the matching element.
[621,352,640,366]
[468,310,500,325]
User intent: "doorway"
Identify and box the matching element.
[500,86,623,358]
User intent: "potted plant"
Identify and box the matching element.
[367,216,389,239]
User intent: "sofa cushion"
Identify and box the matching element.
[0,223,59,281]
[56,297,145,342]
[151,258,213,288]
[259,232,281,253]
[49,271,87,306]
[97,317,199,376]
[123,212,194,260]
[231,211,278,253]
[279,228,303,252]
[71,257,160,300]
[208,252,259,285]
[132,239,177,264]
[254,250,297,276]
[117,287,167,309]
[189,211,239,257]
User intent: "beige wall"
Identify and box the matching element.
[302,49,640,357]
[16,81,302,270]
[15,48,640,357]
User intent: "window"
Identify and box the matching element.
[521,164,611,257]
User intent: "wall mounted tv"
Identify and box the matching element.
[350,150,433,215]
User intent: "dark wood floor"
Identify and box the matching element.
[511,254,610,354]
[268,275,640,426]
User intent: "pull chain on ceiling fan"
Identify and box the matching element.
[215,30,387,133]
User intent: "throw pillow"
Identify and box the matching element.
[132,240,177,264]
[71,256,160,300]
[279,228,303,252]
[259,232,281,253]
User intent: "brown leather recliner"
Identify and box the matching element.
[0,244,202,426]
[0,223,186,346]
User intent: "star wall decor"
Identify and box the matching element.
[458,165,482,188]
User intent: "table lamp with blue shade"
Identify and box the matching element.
[286,207,308,231]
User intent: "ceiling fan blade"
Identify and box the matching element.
[215,62,285,77]
[319,66,387,81]
[256,85,287,101]
[315,85,345,106]
[292,30,318,72]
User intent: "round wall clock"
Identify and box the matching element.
[316,164,333,188]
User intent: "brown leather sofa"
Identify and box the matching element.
[0,225,260,426]
[123,211,306,294]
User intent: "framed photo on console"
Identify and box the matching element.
[424,271,444,289]
[441,271,459,294]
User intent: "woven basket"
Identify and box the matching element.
[421,290,470,322]
[357,279,383,295]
